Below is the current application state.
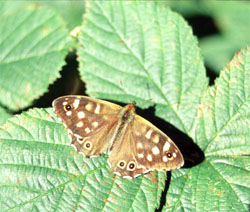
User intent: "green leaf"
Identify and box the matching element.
[35,1,85,31]
[78,1,208,134]
[197,47,250,155]
[0,3,72,111]
[0,2,26,16]
[164,1,250,75]
[0,1,84,31]
[165,47,250,212]
[200,1,250,74]
[203,1,250,39]
[0,108,165,211]
[165,1,210,16]
[0,106,11,125]
[200,35,243,74]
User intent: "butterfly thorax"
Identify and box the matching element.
[119,101,136,123]
[109,102,136,150]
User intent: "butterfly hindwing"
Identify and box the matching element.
[107,126,149,179]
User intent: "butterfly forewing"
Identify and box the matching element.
[53,95,122,157]
[132,115,184,171]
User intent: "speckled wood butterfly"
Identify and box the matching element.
[53,96,184,179]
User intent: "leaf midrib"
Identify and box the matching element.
[204,95,250,154]
[93,2,188,134]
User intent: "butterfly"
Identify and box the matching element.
[53,95,184,179]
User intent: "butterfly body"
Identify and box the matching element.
[53,95,184,179]
[109,101,135,150]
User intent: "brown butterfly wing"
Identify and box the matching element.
[133,115,184,171]
[107,114,184,178]
[107,126,149,179]
[53,95,122,157]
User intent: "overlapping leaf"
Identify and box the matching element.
[165,47,250,212]
[166,1,250,74]
[0,3,72,111]
[0,106,11,125]
[0,108,165,211]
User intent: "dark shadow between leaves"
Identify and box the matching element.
[33,51,86,109]
[14,52,86,115]
[136,105,204,168]
[155,171,171,212]
[134,106,204,212]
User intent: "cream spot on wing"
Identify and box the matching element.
[107,160,112,168]
[66,111,72,116]
[84,140,92,149]
[123,176,133,179]
[85,127,91,134]
[152,146,160,155]
[137,142,143,149]
[71,144,78,152]
[85,103,92,111]
[67,129,73,135]
[163,156,168,162]
[79,152,86,157]
[114,172,121,177]
[73,99,80,109]
[95,103,101,114]
[68,134,72,142]
[138,153,144,158]
[127,162,136,171]
[142,127,147,133]
[173,153,177,158]
[163,141,170,152]
[78,111,85,119]
[76,121,83,128]
[134,173,142,178]
[63,101,68,106]
[137,164,146,169]
[135,131,141,136]
[153,135,160,144]
[147,154,152,162]
[118,160,126,169]
[77,137,84,144]
[74,133,82,138]
[143,169,152,175]
[75,134,84,144]
[92,121,98,128]
[145,130,152,139]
